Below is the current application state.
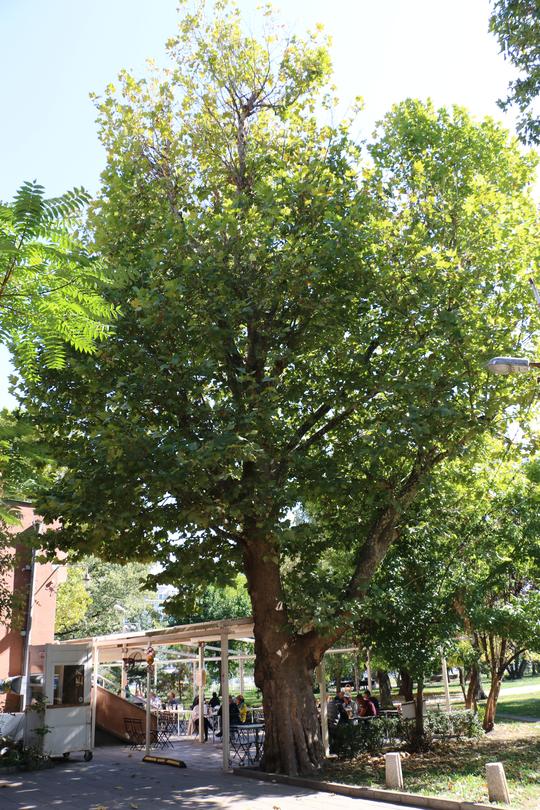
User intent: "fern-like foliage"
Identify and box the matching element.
[0,181,119,378]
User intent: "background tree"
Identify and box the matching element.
[19,5,540,775]
[55,556,161,639]
[163,574,251,625]
[369,438,540,733]
[363,525,461,749]
[54,565,92,635]
[490,0,540,144]
[460,463,540,731]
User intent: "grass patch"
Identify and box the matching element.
[496,691,540,720]
[498,675,540,692]
[322,722,540,808]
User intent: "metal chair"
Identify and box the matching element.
[124,717,146,749]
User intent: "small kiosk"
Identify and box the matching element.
[26,643,93,761]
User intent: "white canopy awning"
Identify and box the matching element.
[60,616,254,664]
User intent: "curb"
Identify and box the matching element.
[231,768,496,810]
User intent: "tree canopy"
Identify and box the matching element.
[18,4,540,774]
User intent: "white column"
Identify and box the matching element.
[91,646,99,748]
[441,656,451,712]
[317,659,329,758]
[145,664,152,754]
[221,631,230,771]
[198,642,204,742]
[367,648,372,691]
[154,660,158,688]
[192,661,197,699]
[120,645,128,698]
[239,655,245,695]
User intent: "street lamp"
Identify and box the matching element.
[486,357,540,375]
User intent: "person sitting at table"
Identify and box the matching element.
[355,693,376,717]
[209,691,220,709]
[166,690,178,707]
[150,692,162,710]
[236,694,248,724]
[327,694,349,726]
[216,695,240,736]
[363,689,380,716]
[343,695,353,717]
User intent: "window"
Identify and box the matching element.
[53,664,85,705]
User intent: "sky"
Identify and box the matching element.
[0,0,520,407]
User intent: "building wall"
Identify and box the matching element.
[0,501,65,710]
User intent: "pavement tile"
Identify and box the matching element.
[0,740,426,810]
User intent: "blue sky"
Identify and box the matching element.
[0,0,520,407]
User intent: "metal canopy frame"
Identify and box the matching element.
[60,616,255,770]
[59,616,391,771]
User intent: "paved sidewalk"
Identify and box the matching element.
[0,742,424,810]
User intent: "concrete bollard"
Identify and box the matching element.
[385,752,404,790]
[486,762,510,804]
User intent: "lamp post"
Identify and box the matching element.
[487,357,540,374]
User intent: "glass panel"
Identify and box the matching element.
[53,664,85,705]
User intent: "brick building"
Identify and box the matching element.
[0,500,65,711]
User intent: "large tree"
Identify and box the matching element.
[18,5,539,774]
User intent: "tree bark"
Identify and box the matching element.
[399,669,414,702]
[483,672,502,732]
[242,535,326,774]
[377,669,394,708]
[464,664,478,711]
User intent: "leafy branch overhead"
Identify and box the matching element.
[490,0,540,144]
[0,181,119,377]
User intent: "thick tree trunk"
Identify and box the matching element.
[483,672,502,732]
[399,669,414,702]
[243,535,326,775]
[377,669,394,708]
[257,649,324,773]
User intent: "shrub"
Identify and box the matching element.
[329,711,483,759]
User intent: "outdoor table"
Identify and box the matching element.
[350,715,376,725]
[160,707,191,736]
[229,723,265,766]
